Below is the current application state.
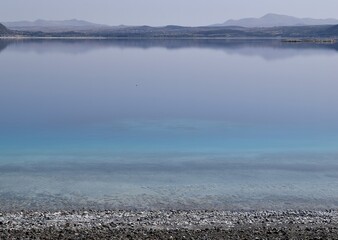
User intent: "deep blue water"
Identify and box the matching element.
[1,39,338,210]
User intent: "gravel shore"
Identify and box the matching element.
[1,210,338,239]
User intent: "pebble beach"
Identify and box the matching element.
[1,210,338,239]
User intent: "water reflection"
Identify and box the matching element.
[0,40,9,53]
[1,39,338,210]
[1,39,338,60]
[1,39,338,128]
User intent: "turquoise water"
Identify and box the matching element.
[1,39,338,210]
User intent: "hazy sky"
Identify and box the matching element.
[2,0,338,26]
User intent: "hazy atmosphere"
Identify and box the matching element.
[2,0,338,26]
[2,0,338,238]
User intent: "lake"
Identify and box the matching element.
[1,39,338,211]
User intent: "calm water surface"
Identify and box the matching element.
[0,39,338,210]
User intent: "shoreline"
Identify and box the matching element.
[1,209,338,239]
[0,36,337,41]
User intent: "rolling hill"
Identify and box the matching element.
[0,23,11,35]
[3,19,111,32]
[213,14,338,28]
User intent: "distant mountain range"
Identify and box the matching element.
[1,15,338,38]
[3,19,113,32]
[3,14,338,34]
[213,13,338,28]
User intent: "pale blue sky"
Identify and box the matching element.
[1,0,338,26]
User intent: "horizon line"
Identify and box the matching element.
[2,13,338,28]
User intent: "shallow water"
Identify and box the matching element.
[1,39,338,210]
